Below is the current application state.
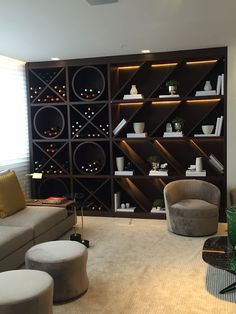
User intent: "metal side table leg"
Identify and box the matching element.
[219,281,236,294]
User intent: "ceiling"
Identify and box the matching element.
[0,0,236,62]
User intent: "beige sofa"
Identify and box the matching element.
[0,205,75,272]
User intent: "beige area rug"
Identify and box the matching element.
[54,217,236,314]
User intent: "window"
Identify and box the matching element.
[0,55,29,188]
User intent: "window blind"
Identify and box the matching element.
[0,55,29,192]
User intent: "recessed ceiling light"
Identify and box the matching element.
[51,57,60,61]
[141,50,151,53]
[86,0,118,5]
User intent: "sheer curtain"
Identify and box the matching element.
[0,55,29,189]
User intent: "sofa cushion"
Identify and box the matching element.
[0,171,26,218]
[0,169,10,176]
[0,206,68,237]
[0,226,33,260]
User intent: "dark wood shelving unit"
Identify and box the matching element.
[26,47,227,221]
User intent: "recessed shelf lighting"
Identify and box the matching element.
[51,57,60,61]
[117,65,140,70]
[186,60,217,65]
[187,98,221,103]
[118,102,143,106]
[152,101,181,105]
[141,50,151,53]
[151,63,178,68]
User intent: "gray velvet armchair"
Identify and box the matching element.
[164,179,221,236]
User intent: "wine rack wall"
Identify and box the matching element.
[26,47,227,221]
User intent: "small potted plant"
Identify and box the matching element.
[172,116,185,132]
[146,155,160,171]
[153,198,165,211]
[165,79,179,95]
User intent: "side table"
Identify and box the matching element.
[202,236,236,294]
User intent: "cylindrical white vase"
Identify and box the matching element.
[195,157,203,172]
[133,122,145,133]
[116,156,124,171]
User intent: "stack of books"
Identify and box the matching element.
[149,170,168,176]
[216,73,224,95]
[209,154,224,173]
[159,94,180,98]
[195,90,217,96]
[116,207,135,213]
[123,94,143,100]
[113,118,127,135]
[126,133,147,138]
[114,170,134,176]
[163,131,183,137]
[151,207,166,213]
[185,170,206,177]
[42,196,66,205]
[214,116,224,136]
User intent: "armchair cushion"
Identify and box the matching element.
[171,199,218,218]
[0,171,26,218]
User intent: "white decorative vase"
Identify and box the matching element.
[116,156,124,171]
[195,157,203,172]
[133,122,145,133]
[204,81,212,91]
[130,85,138,95]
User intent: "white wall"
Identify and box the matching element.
[227,42,236,204]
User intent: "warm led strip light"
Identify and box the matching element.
[187,98,221,103]
[186,60,218,65]
[117,65,140,70]
[151,63,178,68]
[152,101,181,105]
[118,102,143,106]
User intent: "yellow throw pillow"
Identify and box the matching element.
[0,171,26,218]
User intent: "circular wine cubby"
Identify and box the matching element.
[72,66,105,101]
[73,142,106,174]
[39,178,69,198]
[33,106,65,139]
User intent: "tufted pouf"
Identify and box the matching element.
[0,269,53,314]
[25,240,89,302]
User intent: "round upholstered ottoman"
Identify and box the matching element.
[0,269,53,314]
[25,240,89,302]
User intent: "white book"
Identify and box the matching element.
[163,131,183,137]
[209,158,224,173]
[116,207,135,213]
[195,90,217,96]
[216,75,221,95]
[127,132,147,138]
[123,94,143,100]
[151,208,166,213]
[114,171,134,176]
[149,170,168,176]
[209,154,224,170]
[185,170,206,176]
[113,118,127,135]
[217,116,223,136]
[194,134,217,137]
[221,74,224,95]
[214,117,221,135]
[114,192,120,212]
[159,94,180,98]
[209,159,224,173]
